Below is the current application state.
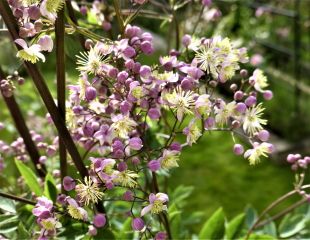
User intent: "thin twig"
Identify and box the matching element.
[0,192,36,205]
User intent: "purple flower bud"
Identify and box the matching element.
[46,146,56,156]
[85,86,97,101]
[108,67,119,78]
[80,6,88,15]
[170,142,182,151]
[181,78,194,90]
[230,84,238,91]
[129,137,143,150]
[182,34,191,47]
[120,101,132,114]
[28,5,40,20]
[148,108,161,120]
[102,21,111,31]
[148,160,161,172]
[132,157,140,165]
[133,62,141,74]
[132,218,145,231]
[125,59,135,70]
[141,32,153,42]
[204,117,215,129]
[202,0,212,7]
[93,214,106,228]
[39,156,47,164]
[234,91,244,101]
[123,46,136,59]
[140,65,151,78]
[118,161,128,172]
[258,130,270,141]
[263,90,273,100]
[141,41,154,55]
[34,20,43,32]
[245,96,257,107]
[117,71,128,83]
[240,69,248,78]
[233,144,244,155]
[155,232,167,240]
[125,25,141,38]
[63,176,75,191]
[38,35,53,52]
[123,190,134,201]
[57,194,67,205]
[235,102,247,113]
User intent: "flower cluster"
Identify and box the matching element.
[32,196,61,239]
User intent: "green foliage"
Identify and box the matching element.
[43,173,57,202]
[278,213,308,238]
[15,159,42,196]
[198,208,226,240]
[0,196,16,213]
[225,213,245,239]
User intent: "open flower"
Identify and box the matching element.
[141,193,169,216]
[75,177,104,205]
[111,115,137,139]
[40,0,65,22]
[113,170,139,188]
[183,120,201,146]
[77,47,105,75]
[15,39,45,63]
[243,103,267,135]
[215,101,236,126]
[163,86,195,121]
[251,69,268,92]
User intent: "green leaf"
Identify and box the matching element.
[17,222,30,239]
[279,213,306,238]
[263,220,277,237]
[118,218,133,240]
[248,234,276,240]
[44,173,57,202]
[245,206,258,229]
[0,196,16,213]
[15,159,42,196]
[225,213,245,239]
[0,215,19,234]
[94,228,115,240]
[199,207,225,240]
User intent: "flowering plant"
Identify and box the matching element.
[0,0,309,239]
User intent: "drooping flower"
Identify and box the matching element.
[141,193,169,216]
[15,39,45,63]
[163,86,195,121]
[183,120,201,146]
[40,0,65,21]
[159,150,180,170]
[195,94,212,116]
[75,177,104,205]
[251,69,268,92]
[38,35,53,52]
[244,142,274,165]
[77,47,105,75]
[67,197,88,221]
[243,103,267,135]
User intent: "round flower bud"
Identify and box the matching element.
[263,90,273,100]
[202,0,212,7]
[85,39,94,50]
[258,130,270,141]
[204,117,215,129]
[129,137,143,150]
[132,218,145,231]
[102,21,111,31]
[231,120,241,129]
[240,69,248,78]
[85,86,97,101]
[80,6,88,15]
[39,156,47,164]
[140,65,151,78]
[182,34,191,47]
[118,162,128,172]
[234,91,244,101]
[148,108,161,120]
[235,102,247,113]
[123,191,134,201]
[28,5,40,20]
[93,214,106,228]
[63,176,75,191]
[148,160,161,172]
[245,96,256,107]
[170,142,182,151]
[233,144,244,155]
[155,232,167,240]
[230,83,238,91]
[141,41,154,55]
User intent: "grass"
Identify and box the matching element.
[169,131,298,222]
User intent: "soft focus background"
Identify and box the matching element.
[0,0,310,229]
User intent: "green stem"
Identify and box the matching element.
[112,0,124,35]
